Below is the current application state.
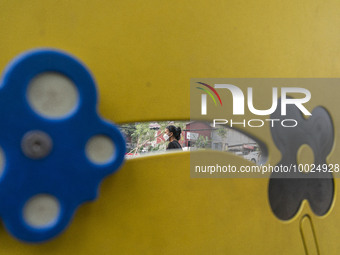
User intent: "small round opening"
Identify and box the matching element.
[27,72,79,119]
[23,194,60,229]
[86,135,115,165]
[33,141,42,152]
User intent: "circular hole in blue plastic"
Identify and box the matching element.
[85,135,115,165]
[23,194,60,229]
[27,72,79,119]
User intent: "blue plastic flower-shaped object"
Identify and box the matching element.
[0,49,126,242]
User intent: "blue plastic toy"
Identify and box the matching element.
[0,49,126,242]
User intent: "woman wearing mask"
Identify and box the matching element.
[163,125,183,150]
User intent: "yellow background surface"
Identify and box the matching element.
[1,0,340,254]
